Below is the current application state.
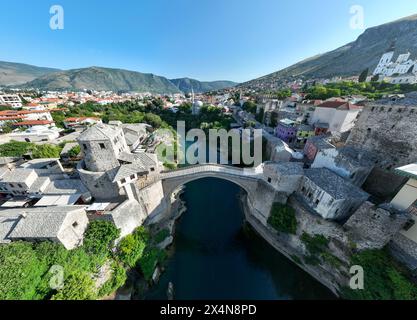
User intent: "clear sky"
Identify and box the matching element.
[0,0,416,82]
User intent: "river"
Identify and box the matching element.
[144,177,335,300]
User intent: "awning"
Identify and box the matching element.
[34,194,81,206]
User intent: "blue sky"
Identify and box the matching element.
[0,0,416,82]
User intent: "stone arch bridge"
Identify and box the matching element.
[144,164,280,224]
[160,164,263,199]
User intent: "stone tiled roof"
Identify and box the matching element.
[375,92,417,107]
[0,212,20,243]
[110,163,148,183]
[306,135,334,150]
[0,168,36,183]
[304,168,369,199]
[43,179,89,195]
[4,206,86,240]
[78,123,121,141]
[118,151,156,168]
[27,177,50,194]
[264,162,304,176]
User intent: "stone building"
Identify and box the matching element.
[0,206,89,250]
[263,162,304,195]
[344,202,409,250]
[77,123,160,201]
[346,92,417,199]
[311,146,376,187]
[297,168,369,220]
[303,135,334,162]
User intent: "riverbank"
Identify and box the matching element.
[142,178,335,300]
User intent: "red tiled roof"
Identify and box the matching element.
[64,117,100,122]
[317,101,360,110]
[14,120,54,126]
[0,116,25,121]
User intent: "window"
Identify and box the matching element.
[301,187,306,192]
[18,184,23,188]
[121,178,126,184]
[308,193,312,198]
[99,143,106,149]
[150,168,155,172]
[9,183,14,188]
[130,174,136,180]
[388,108,392,112]
[267,177,272,183]
[83,144,88,150]
[404,219,415,231]
[72,222,79,228]
[371,107,375,112]
[315,199,320,205]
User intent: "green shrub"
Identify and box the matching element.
[0,141,33,157]
[98,262,127,298]
[139,248,167,281]
[154,229,170,244]
[0,242,47,300]
[32,144,62,159]
[67,145,81,158]
[268,203,297,234]
[118,234,146,268]
[83,221,120,257]
[343,249,417,300]
[300,232,329,255]
[51,272,97,300]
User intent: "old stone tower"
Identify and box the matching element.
[78,124,129,172]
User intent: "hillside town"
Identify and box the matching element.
[2,1,417,304]
[0,80,416,300]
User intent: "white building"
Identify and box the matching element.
[9,125,62,142]
[309,100,361,134]
[0,94,22,108]
[373,45,417,84]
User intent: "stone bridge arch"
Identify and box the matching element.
[160,164,260,200]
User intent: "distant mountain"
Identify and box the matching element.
[22,67,181,94]
[0,61,60,86]
[170,77,238,93]
[240,14,417,89]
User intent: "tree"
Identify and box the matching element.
[0,242,47,300]
[359,68,369,83]
[242,101,257,114]
[118,234,146,268]
[51,272,97,300]
[83,221,120,257]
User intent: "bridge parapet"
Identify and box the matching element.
[160,163,263,180]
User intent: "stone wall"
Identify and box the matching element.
[77,161,121,200]
[347,102,417,169]
[389,233,417,273]
[344,201,409,250]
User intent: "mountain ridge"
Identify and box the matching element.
[240,13,417,89]
[2,63,237,94]
[0,61,60,86]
